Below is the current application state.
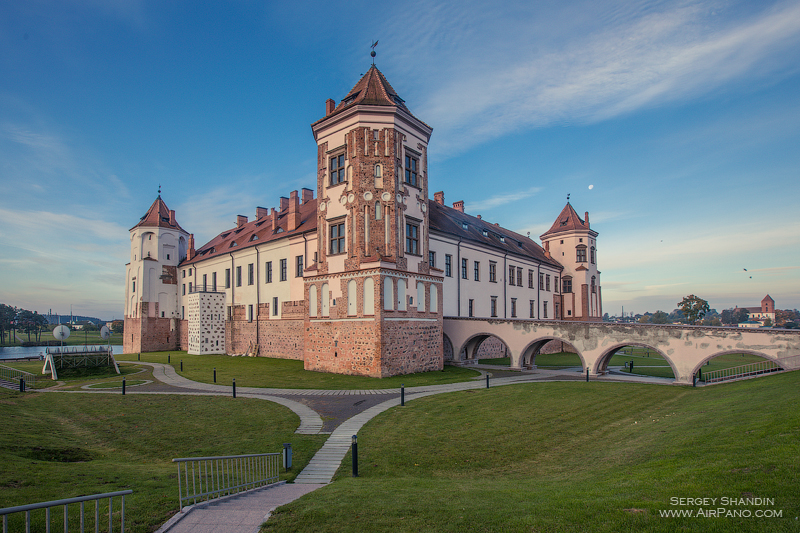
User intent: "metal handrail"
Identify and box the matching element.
[0,364,37,387]
[703,360,782,383]
[0,490,132,533]
[173,452,281,511]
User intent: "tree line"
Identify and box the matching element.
[0,303,50,344]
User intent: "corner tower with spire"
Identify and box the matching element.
[123,195,190,353]
[540,203,602,321]
[304,65,443,376]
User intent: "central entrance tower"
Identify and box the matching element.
[304,66,443,377]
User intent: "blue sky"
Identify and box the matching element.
[1,0,798,320]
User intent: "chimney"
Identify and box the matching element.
[279,197,289,212]
[256,206,268,219]
[236,215,248,228]
[325,98,335,115]
[434,191,445,205]
[169,210,176,226]
[288,190,300,231]
[188,234,195,260]
[453,200,464,213]
[476,215,481,220]
[585,211,590,226]
[301,188,314,204]
[269,208,278,228]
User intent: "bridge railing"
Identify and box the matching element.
[0,490,132,533]
[703,360,782,384]
[173,452,281,511]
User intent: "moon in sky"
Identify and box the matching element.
[588,184,594,190]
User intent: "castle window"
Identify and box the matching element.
[132,281,136,292]
[591,276,596,293]
[280,259,287,282]
[511,298,517,318]
[590,246,596,264]
[225,268,231,288]
[182,284,186,295]
[508,265,515,285]
[202,274,207,291]
[265,261,272,283]
[405,155,418,187]
[445,255,452,277]
[375,164,382,178]
[546,275,551,291]
[468,299,474,317]
[248,264,254,285]
[543,301,548,318]
[490,296,498,317]
[212,272,217,292]
[273,297,279,316]
[248,305,253,322]
[373,129,379,140]
[562,277,572,293]
[189,282,193,292]
[183,270,186,278]
[405,222,419,255]
[576,245,587,263]
[329,222,345,255]
[474,261,480,281]
[296,255,304,277]
[517,267,523,287]
[461,258,468,279]
[429,251,436,268]
[528,269,534,289]
[539,273,544,290]
[236,266,242,287]
[530,300,535,318]
[330,154,345,185]
[489,262,497,283]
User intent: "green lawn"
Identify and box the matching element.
[123,351,481,389]
[0,388,327,533]
[264,371,800,533]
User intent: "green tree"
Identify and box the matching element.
[733,308,750,324]
[651,310,669,324]
[763,317,773,327]
[677,295,710,325]
[111,320,124,334]
[0,304,16,344]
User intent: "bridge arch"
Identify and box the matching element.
[520,337,585,371]
[455,332,510,364]
[689,349,787,377]
[596,343,679,381]
[443,333,455,362]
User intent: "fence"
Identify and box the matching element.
[0,364,37,388]
[0,490,132,533]
[702,360,782,383]
[173,452,281,511]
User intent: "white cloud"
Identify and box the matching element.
[382,0,800,154]
[465,186,541,213]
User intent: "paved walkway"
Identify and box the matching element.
[40,360,676,532]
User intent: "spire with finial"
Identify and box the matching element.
[158,184,162,196]
[567,193,570,203]
[371,40,378,65]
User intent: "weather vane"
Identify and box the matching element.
[158,184,162,195]
[371,40,378,64]
[567,193,570,202]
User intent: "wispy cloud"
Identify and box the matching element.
[465,186,541,213]
[0,208,127,242]
[382,0,800,154]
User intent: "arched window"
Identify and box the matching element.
[429,285,438,313]
[364,278,375,315]
[321,283,330,316]
[417,282,425,311]
[309,285,318,317]
[590,246,596,264]
[374,164,382,178]
[383,278,394,310]
[591,276,596,293]
[398,279,407,311]
[576,245,587,263]
[347,280,357,316]
[562,276,573,293]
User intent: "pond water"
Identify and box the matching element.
[0,345,124,360]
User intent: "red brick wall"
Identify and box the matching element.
[381,319,443,376]
[305,319,382,376]
[258,318,304,359]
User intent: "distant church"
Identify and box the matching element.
[123,66,602,377]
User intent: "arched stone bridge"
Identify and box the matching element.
[443,318,800,385]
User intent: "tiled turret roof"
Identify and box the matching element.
[540,203,589,239]
[131,196,184,232]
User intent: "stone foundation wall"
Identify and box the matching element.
[258,319,304,359]
[305,319,382,376]
[123,314,180,353]
[381,319,443,376]
[476,337,507,359]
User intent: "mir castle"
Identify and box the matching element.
[124,66,602,377]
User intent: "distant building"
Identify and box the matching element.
[123,66,602,376]
[736,295,775,327]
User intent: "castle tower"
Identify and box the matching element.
[540,203,602,321]
[304,66,443,377]
[123,195,189,353]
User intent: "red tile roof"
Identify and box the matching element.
[131,196,185,232]
[428,200,562,269]
[181,199,318,266]
[312,66,429,128]
[540,203,590,239]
